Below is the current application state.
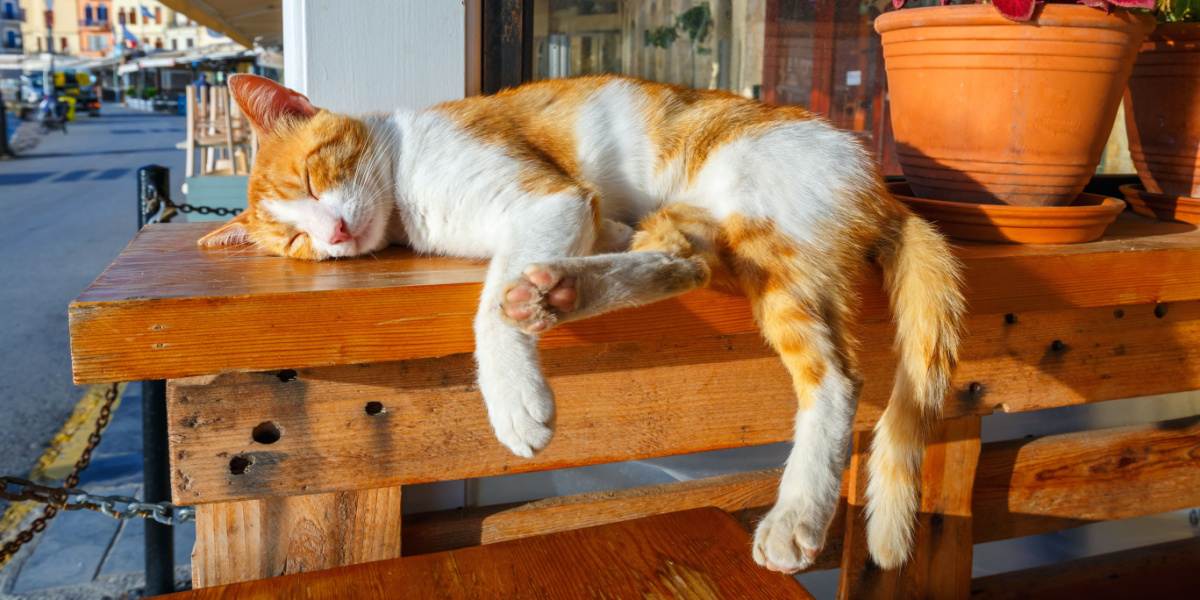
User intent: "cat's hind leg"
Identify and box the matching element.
[724,222,862,574]
[749,288,859,573]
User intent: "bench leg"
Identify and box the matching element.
[191,486,404,588]
[838,416,982,599]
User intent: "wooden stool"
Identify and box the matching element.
[160,508,812,599]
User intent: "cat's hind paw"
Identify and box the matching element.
[501,264,577,334]
[752,505,824,574]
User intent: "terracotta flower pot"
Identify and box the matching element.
[876,5,1154,207]
[1124,23,1200,198]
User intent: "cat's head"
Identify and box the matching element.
[198,74,393,260]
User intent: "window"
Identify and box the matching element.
[155,7,161,24]
[98,5,108,22]
[36,37,41,52]
[118,8,125,25]
[2,3,13,20]
[186,37,193,48]
[129,9,136,25]
[5,30,16,49]
[60,36,68,52]
[84,4,93,24]
[519,1,897,172]
[154,37,162,49]
[88,34,109,51]
[171,38,177,50]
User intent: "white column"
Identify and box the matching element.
[282,0,466,113]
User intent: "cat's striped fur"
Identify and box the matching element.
[201,74,965,572]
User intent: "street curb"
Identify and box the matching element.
[0,383,127,567]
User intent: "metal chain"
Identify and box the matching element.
[0,383,194,566]
[140,184,241,226]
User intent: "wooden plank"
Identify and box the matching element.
[70,217,1200,383]
[191,486,403,588]
[398,417,1200,567]
[969,537,1200,600]
[837,430,885,598]
[168,300,1200,503]
[899,416,982,599]
[171,508,813,599]
[972,415,1200,543]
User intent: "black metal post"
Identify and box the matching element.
[137,166,174,595]
[141,380,173,596]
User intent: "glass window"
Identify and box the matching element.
[98,4,108,21]
[530,0,899,172]
[85,4,94,24]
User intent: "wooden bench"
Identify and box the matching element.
[160,508,812,599]
[68,216,1200,598]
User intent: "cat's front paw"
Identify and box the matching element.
[483,373,556,458]
[752,505,824,574]
[501,264,578,334]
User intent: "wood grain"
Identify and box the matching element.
[167,301,1200,504]
[971,416,1200,542]
[169,508,813,599]
[191,486,403,588]
[71,217,1200,383]
[969,537,1200,600]
[899,417,982,600]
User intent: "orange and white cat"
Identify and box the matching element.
[202,74,964,573]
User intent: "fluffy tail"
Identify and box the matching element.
[866,210,965,569]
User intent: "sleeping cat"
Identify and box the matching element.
[201,73,964,573]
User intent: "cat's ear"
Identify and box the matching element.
[198,212,253,248]
[228,74,318,137]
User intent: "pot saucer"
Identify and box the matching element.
[887,182,1125,244]
[1120,184,1200,225]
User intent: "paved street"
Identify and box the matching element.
[0,108,185,480]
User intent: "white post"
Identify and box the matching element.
[282,0,467,113]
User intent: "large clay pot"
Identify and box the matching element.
[1124,24,1200,198]
[876,5,1154,207]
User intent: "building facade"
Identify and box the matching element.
[1,0,23,54]
[21,0,82,55]
[76,0,110,57]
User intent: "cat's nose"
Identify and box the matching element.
[329,219,353,245]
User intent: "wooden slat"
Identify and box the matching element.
[969,537,1200,600]
[972,415,1200,542]
[191,486,403,588]
[173,508,813,599]
[167,301,1200,504]
[71,217,1200,383]
[899,417,982,599]
[398,417,1200,573]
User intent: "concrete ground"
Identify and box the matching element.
[0,107,185,480]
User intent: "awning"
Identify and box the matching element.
[115,44,264,75]
[157,1,282,48]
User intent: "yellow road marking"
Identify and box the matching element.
[0,383,126,566]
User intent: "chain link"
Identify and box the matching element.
[0,383,193,566]
[141,185,241,226]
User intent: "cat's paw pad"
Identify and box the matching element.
[501,265,577,334]
[752,506,824,574]
[487,382,555,458]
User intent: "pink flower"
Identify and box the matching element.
[891,0,1155,21]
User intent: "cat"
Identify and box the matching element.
[200,73,964,573]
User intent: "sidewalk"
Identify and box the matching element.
[0,385,196,599]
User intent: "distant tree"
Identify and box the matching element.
[642,3,712,87]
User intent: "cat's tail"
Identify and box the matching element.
[867,208,965,569]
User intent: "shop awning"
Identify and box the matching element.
[157,1,282,48]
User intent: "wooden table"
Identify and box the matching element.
[68,216,1200,598]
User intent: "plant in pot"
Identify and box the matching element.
[877,0,1157,243]
[1121,0,1200,224]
